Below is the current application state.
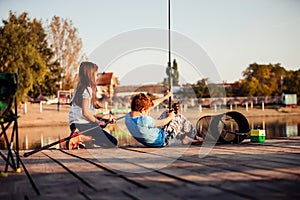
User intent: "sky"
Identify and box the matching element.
[1,0,300,85]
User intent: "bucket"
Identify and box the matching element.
[250,129,266,143]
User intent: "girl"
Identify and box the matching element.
[68,61,117,149]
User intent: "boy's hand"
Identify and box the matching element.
[165,89,173,99]
[167,110,176,119]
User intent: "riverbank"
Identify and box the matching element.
[17,103,300,128]
[17,103,69,128]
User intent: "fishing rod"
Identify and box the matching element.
[23,115,125,157]
[168,0,172,111]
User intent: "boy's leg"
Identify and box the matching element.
[158,110,201,144]
[178,115,198,138]
[163,115,186,145]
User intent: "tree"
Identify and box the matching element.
[0,11,57,103]
[172,59,179,86]
[239,77,261,96]
[163,59,180,87]
[191,78,210,98]
[284,69,300,95]
[47,16,86,90]
[270,63,287,95]
[28,17,62,98]
[239,63,287,96]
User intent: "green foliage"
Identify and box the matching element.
[0,11,50,102]
[239,63,288,96]
[47,16,85,90]
[164,59,180,87]
[191,78,210,98]
[176,63,299,98]
[172,59,179,86]
[284,69,300,95]
[175,78,210,99]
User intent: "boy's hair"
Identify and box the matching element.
[131,93,154,112]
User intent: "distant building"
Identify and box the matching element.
[222,82,240,89]
[211,82,240,89]
[97,72,117,99]
[282,93,297,107]
[115,84,168,97]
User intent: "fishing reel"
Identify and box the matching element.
[97,118,114,128]
[169,102,180,114]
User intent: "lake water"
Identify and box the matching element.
[247,115,300,138]
[1,115,299,150]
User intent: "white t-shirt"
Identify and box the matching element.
[69,87,95,124]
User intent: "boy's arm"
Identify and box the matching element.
[152,90,172,107]
[154,111,175,127]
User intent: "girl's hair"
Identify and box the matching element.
[72,61,98,107]
[131,93,153,112]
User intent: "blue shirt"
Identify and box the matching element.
[125,113,165,147]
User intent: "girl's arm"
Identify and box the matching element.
[82,98,98,123]
[94,112,113,121]
[82,98,113,125]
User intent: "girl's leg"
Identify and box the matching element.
[75,123,118,148]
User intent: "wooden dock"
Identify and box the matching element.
[1,137,300,200]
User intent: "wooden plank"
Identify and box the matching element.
[62,148,244,199]
[59,149,187,199]
[1,150,88,199]
[43,150,139,200]
[1,137,300,199]
[113,147,254,199]
[125,141,300,199]
[20,150,92,199]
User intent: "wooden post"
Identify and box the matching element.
[23,102,27,114]
[41,134,44,147]
[105,102,108,114]
[40,101,43,113]
[184,104,188,112]
[262,101,264,111]
[25,134,28,150]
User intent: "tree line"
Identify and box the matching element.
[174,63,300,98]
[1,11,299,104]
[0,11,84,104]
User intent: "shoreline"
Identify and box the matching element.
[16,103,300,128]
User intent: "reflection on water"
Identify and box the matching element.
[247,116,300,138]
[0,124,138,150]
[0,126,70,150]
[1,115,299,150]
